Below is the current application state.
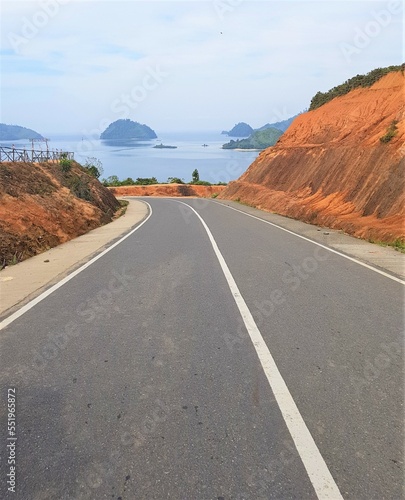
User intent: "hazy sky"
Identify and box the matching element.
[0,0,402,136]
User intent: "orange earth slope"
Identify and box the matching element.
[109,184,226,198]
[219,71,405,243]
[0,161,120,264]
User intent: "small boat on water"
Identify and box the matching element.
[202,144,208,147]
[153,143,177,149]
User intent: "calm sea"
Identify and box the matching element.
[1,131,259,184]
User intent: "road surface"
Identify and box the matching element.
[0,198,403,499]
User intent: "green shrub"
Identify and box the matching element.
[309,65,403,111]
[192,180,212,186]
[135,177,158,185]
[102,175,119,186]
[83,157,103,178]
[67,175,92,201]
[167,177,184,184]
[380,121,398,143]
[60,158,72,172]
[120,177,136,185]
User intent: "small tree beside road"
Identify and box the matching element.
[191,169,199,183]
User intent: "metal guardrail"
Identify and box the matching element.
[0,146,74,163]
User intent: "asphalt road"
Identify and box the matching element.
[0,198,403,500]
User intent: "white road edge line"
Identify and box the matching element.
[0,202,153,331]
[175,200,344,500]
[213,201,405,285]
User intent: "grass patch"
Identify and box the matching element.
[392,238,405,252]
[7,252,23,266]
[234,197,256,208]
[368,237,405,253]
[114,199,129,218]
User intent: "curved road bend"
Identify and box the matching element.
[0,198,403,499]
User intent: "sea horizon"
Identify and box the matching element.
[0,130,259,183]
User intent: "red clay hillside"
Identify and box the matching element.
[220,68,405,244]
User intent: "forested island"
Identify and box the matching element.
[0,123,43,140]
[100,119,157,140]
[222,127,283,150]
[256,114,300,133]
[221,122,253,137]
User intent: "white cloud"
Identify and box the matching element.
[0,1,402,133]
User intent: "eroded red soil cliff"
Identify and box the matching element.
[0,161,120,264]
[220,71,405,243]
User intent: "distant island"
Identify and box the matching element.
[221,113,302,150]
[0,123,43,141]
[222,127,283,150]
[256,113,301,133]
[221,122,254,137]
[153,144,177,149]
[100,119,157,140]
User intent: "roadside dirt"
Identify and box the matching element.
[0,161,120,265]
